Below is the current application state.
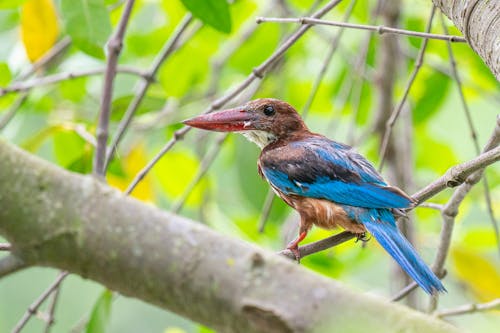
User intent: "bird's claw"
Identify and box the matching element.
[356,232,371,243]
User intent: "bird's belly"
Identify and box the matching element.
[291,197,366,234]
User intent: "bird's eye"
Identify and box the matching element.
[263,105,275,116]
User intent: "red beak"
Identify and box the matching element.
[183,108,255,132]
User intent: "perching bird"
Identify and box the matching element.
[184,98,445,295]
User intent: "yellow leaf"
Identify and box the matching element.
[107,144,155,202]
[21,0,59,62]
[452,246,500,300]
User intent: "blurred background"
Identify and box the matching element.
[0,0,499,332]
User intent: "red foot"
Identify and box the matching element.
[286,231,307,263]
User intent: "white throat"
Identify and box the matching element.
[241,130,277,149]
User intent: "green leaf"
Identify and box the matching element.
[60,0,112,59]
[53,130,86,168]
[0,0,27,9]
[0,63,12,87]
[412,71,450,124]
[179,0,231,33]
[86,289,113,333]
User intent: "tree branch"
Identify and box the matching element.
[411,145,500,203]
[434,298,500,318]
[0,140,460,333]
[0,254,26,278]
[432,0,500,80]
[93,0,136,177]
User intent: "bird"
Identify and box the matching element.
[183,98,445,295]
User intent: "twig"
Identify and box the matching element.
[434,298,500,318]
[411,146,500,204]
[378,5,436,171]
[11,271,69,333]
[347,0,382,145]
[42,280,63,333]
[93,0,136,177]
[0,66,148,97]
[171,134,228,214]
[0,94,28,131]
[279,231,356,260]
[391,269,447,302]
[258,190,276,233]
[301,0,358,118]
[104,14,195,171]
[0,243,11,251]
[255,17,466,42]
[206,3,274,98]
[418,202,443,211]
[125,0,345,195]
[0,255,26,278]
[16,37,72,81]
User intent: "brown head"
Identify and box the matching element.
[183,98,309,148]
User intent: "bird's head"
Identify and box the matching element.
[183,98,308,148]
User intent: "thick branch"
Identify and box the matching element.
[0,140,459,333]
[432,0,500,80]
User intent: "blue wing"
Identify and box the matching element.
[259,137,414,209]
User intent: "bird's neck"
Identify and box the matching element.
[242,129,315,150]
[241,130,277,149]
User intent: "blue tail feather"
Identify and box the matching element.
[360,209,446,295]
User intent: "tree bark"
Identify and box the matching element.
[433,0,500,80]
[0,140,461,333]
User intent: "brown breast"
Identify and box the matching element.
[289,196,366,234]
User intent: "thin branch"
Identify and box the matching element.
[0,66,148,97]
[206,3,274,98]
[279,231,356,260]
[255,17,466,42]
[11,271,69,333]
[93,0,136,177]
[434,298,500,318]
[258,190,276,233]
[301,0,358,118]
[171,133,228,214]
[125,0,345,195]
[0,94,28,131]
[391,269,447,302]
[104,14,195,171]
[42,280,63,333]
[347,0,382,145]
[418,202,443,211]
[411,146,500,204]
[0,254,26,278]
[378,5,436,171]
[0,243,11,251]
[16,37,72,81]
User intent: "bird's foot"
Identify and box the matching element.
[355,232,371,243]
[286,244,301,263]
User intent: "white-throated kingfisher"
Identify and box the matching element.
[184,98,445,295]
